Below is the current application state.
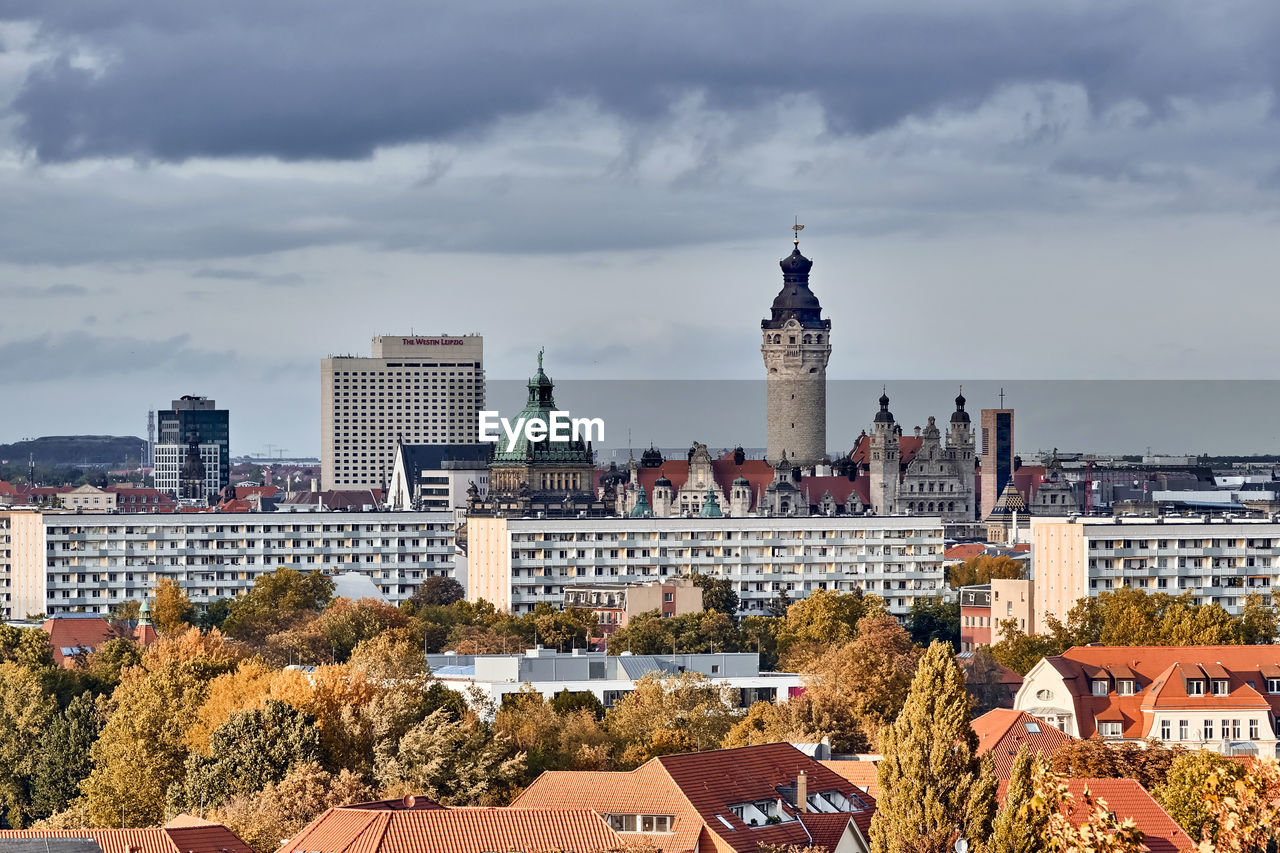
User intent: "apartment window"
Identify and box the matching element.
[1186,680,1205,696]
[1179,720,1189,741]
[1212,680,1229,696]
[1204,720,1214,741]
[1091,679,1109,697]
[1116,679,1135,696]
[1267,678,1280,694]
[1232,720,1242,740]
[1100,722,1123,737]
[1251,719,1260,740]
[1160,720,1171,740]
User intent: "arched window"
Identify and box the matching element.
[803,334,812,344]
[816,334,823,343]
[928,502,934,512]
[1036,689,1053,701]
[948,501,955,512]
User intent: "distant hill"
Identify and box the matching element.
[0,435,147,466]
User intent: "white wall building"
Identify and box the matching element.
[467,515,945,616]
[8,510,454,616]
[321,335,484,490]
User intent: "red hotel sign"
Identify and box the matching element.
[401,338,465,346]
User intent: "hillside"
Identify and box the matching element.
[0,435,147,465]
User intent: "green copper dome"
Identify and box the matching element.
[699,486,724,517]
[491,350,593,465]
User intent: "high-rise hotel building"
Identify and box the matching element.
[322,335,484,489]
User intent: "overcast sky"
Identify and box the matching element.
[3,1,1280,457]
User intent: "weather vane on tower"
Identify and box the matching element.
[793,216,804,246]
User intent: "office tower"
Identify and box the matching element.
[322,335,484,490]
[980,405,1015,520]
[153,396,230,500]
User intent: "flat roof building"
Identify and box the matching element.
[322,335,484,490]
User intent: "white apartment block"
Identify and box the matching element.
[1033,516,1280,633]
[153,441,223,499]
[468,515,945,616]
[3,510,454,617]
[322,335,484,490]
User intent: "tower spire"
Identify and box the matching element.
[792,216,804,247]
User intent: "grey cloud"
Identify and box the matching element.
[192,267,305,286]
[7,1,1280,163]
[0,282,91,297]
[0,332,238,383]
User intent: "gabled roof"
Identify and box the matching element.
[280,807,622,853]
[1037,645,1280,739]
[996,778,1193,853]
[40,614,121,666]
[515,743,874,853]
[849,434,924,468]
[819,759,880,798]
[802,476,868,509]
[972,709,1075,777]
[0,820,252,853]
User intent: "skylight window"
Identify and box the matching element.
[1024,721,1041,733]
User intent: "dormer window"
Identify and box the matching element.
[1187,679,1206,696]
[1116,679,1136,696]
[1092,679,1109,697]
[1213,680,1229,696]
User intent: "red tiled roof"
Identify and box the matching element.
[945,544,987,560]
[280,807,623,853]
[1042,646,1280,739]
[0,820,252,853]
[0,480,17,497]
[516,743,874,853]
[40,615,121,666]
[819,760,880,798]
[996,778,1193,853]
[849,434,924,468]
[802,475,869,509]
[235,485,280,499]
[972,709,1075,777]
[960,656,1024,688]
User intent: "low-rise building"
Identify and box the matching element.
[425,646,800,712]
[959,578,1034,651]
[513,743,874,853]
[0,816,252,853]
[1032,516,1280,633]
[468,515,945,617]
[972,708,1075,777]
[387,443,491,512]
[1015,645,1280,756]
[4,509,454,616]
[562,577,703,638]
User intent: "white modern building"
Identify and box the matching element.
[1032,515,1280,633]
[321,335,484,490]
[4,509,454,616]
[426,646,801,714]
[467,515,946,616]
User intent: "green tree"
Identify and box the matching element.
[990,618,1064,675]
[869,641,996,853]
[152,578,195,636]
[376,708,526,805]
[605,672,738,766]
[171,700,322,811]
[0,662,59,827]
[0,625,55,669]
[214,761,375,853]
[964,645,1010,716]
[83,638,144,693]
[905,596,960,651]
[198,598,234,631]
[1237,593,1278,644]
[606,610,675,655]
[408,576,465,608]
[776,589,884,667]
[948,555,1024,588]
[690,573,740,616]
[30,692,102,822]
[221,568,335,642]
[990,747,1049,853]
[1153,749,1246,844]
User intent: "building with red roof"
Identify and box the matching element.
[0,815,252,853]
[513,742,875,853]
[995,778,1194,853]
[40,613,122,666]
[106,485,177,513]
[1015,645,1280,756]
[280,806,623,853]
[972,708,1076,777]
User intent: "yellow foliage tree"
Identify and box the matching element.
[152,578,194,636]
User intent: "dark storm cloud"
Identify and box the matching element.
[7,0,1280,163]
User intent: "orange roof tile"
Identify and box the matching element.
[40,615,122,666]
[996,778,1193,853]
[0,822,252,853]
[972,709,1075,777]
[280,808,622,853]
[818,760,880,798]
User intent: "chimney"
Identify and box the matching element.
[797,770,807,812]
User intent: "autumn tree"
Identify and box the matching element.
[82,638,144,693]
[775,589,884,668]
[869,641,996,853]
[947,554,1024,588]
[1192,755,1280,853]
[0,662,59,827]
[268,596,412,665]
[216,761,375,853]
[152,578,195,635]
[408,576,465,608]
[964,645,1012,715]
[990,748,1050,853]
[690,573,740,616]
[1050,738,1181,791]
[1152,750,1246,844]
[377,708,526,805]
[0,625,55,669]
[1236,593,1278,644]
[1030,769,1145,853]
[990,618,1065,675]
[605,672,738,766]
[221,568,335,643]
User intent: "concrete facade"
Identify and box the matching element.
[467,515,945,617]
[321,335,484,490]
[980,408,1015,520]
[0,509,46,619]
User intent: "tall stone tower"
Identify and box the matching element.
[867,391,899,515]
[944,389,977,519]
[762,230,831,467]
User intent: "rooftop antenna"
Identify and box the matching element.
[999,387,1006,408]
